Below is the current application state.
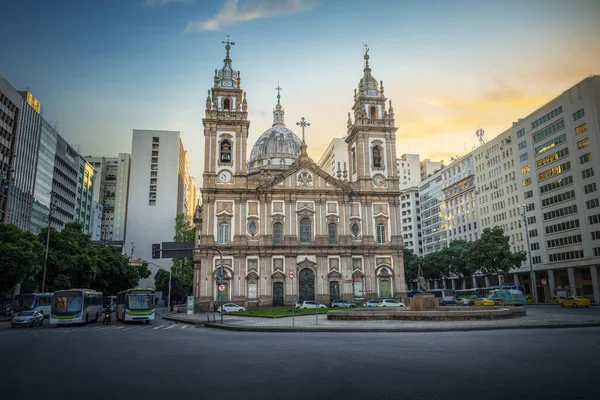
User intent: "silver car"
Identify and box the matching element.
[12,310,44,328]
[217,303,246,313]
[362,300,381,307]
[377,299,406,307]
[300,301,326,309]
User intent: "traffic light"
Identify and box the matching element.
[215,267,223,285]
[152,244,160,259]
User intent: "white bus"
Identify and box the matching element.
[116,288,156,324]
[50,289,104,326]
[12,293,54,317]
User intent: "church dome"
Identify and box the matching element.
[248,88,302,175]
[357,51,379,97]
[248,125,302,173]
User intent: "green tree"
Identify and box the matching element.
[420,251,446,281]
[0,223,44,295]
[440,240,473,280]
[155,214,195,303]
[91,245,151,294]
[403,248,420,283]
[467,226,527,276]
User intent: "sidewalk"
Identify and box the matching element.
[162,307,600,332]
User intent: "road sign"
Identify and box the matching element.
[541,279,547,286]
[218,284,225,292]
[289,270,295,279]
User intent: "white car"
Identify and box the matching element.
[377,299,406,307]
[217,303,246,313]
[363,300,381,307]
[300,301,327,309]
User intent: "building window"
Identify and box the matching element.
[518,140,527,150]
[586,198,599,209]
[523,178,532,187]
[521,165,530,174]
[582,168,594,179]
[152,137,159,143]
[273,223,283,244]
[376,223,386,244]
[590,214,600,225]
[529,229,538,238]
[519,153,528,162]
[535,133,567,155]
[592,231,600,241]
[220,140,232,163]
[573,109,585,121]
[328,223,337,245]
[369,106,377,120]
[532,256,542,264]
[577,138,589,150]
[218,222,229,244]
[579,153,592,164]
[516,128,525,138]
[575,123,587,135]
[149,200,156,206]
[532,119,565,143]
[247,283,257,299]
[223,98,231,111]
[248,221,257,236]
[299,219,311,243]
[584,183,597,194]
[372,146,382,168]
[351,222,360,236]
[531,242,539,251]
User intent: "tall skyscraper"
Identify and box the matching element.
[126,130,193,289]
[0,75,21,224]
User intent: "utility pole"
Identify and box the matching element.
[41,195,57,292]
[522,206,538,304]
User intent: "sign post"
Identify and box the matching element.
[186,296,194,316]
[289,270,295,327]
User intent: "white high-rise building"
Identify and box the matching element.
[85,153,131,244]
[397,154,421,189]
[317,138,349,178]
[126,130,192,289]
[420,159,444,180]
[400,186,422,255]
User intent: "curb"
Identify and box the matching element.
[202,321,600,333]
[162,316,205,327]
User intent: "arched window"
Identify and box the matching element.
[273,223,283,245]
[220,140,232,163]
[299,218,311,243]
[376,223,386,244]
[328,223,337,245]
[218,222,229,244]
[223,98,231,111]
[372,145,382,168]
[369,106,377,119]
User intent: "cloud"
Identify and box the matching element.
[144,0,193,7]
[185,0,312,33]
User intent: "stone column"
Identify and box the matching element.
[590,266,600,304]
[451,280,456,290]
[462,280,466,290]
[548,269,556,297]
[513,274,520,286]
[472,276,478,288]
[567,267,576,296]
[484,276,491,287]
[434,280,439,289]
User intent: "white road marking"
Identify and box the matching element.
[164,325,176,330]
[181,325,188,329]
[123,327,137,331]
[152,325,165,330]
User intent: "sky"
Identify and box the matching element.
[1,0,599,181]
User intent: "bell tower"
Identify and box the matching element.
[203,37,250,188]
[345,47,398,191]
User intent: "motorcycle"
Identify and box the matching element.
[103,311,111,325]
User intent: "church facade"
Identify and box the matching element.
[193,43,405,310]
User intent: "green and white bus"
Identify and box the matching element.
[116,288,156,324]
[50,289,104,326]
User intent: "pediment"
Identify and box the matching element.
[271,271,286,280]
[328,270,342,279]
[256,158,352,193]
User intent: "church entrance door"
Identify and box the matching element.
[379,280,390,298]
[272,282,284,307]
[299,268,315,301]
[329,281,339,303]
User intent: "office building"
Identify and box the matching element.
[85,153,131,244]
[397,154,421,189]
[400,186,422,254]
[317,138,350,178]
[0,75,21,223]
[75,157,96,235]
[126,130,193,288]
[420,158,443,180]
[50,134,80,230]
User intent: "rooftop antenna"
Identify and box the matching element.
[476,127,485,146]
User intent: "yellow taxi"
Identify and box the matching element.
[559,296,590,308]
[548,296,566,304]
[474,298,495,307]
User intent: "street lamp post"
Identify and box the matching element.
[521,206,538,304]
[41,196,57,293]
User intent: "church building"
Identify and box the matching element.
[193,42,405,309]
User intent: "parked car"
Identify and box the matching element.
[456,298,474,306]
[560,296,590,308]
[330,300,355,308]
[377,299,406,307]
[362,300,381,307]
[548,296,566,304]
[294,300,304,309]
[300,301,327,309]
[217,303,246,313]
[11,310,44,328]
[474,298,495,307]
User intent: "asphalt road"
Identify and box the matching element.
[1,316,599,400]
